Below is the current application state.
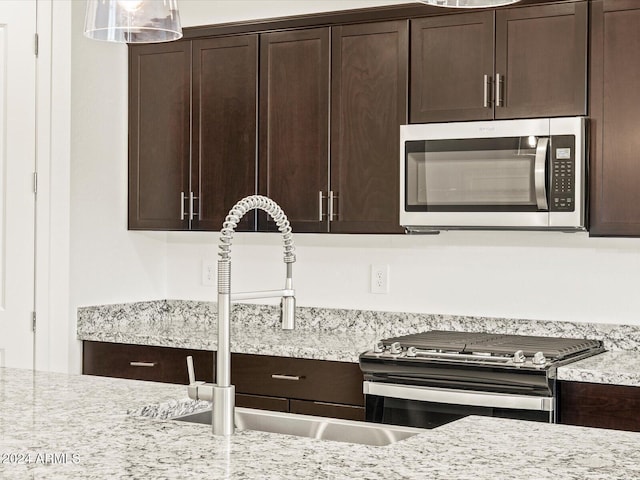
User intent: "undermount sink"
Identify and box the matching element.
[173,407,424,446]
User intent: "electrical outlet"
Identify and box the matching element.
[202,260,216,286]
[370,264,389,294]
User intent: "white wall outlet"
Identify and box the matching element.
[201,260,216,286]
[370,264,390,294]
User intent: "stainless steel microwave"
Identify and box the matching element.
[400,117,587,233]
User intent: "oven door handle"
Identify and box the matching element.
[534,137,549,211]
[363,381,554,412]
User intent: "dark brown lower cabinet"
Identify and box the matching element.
[236,393,289,412]
[558,381,640,432]
[231,353,365,421]
[82,341,214,385]
[82,342,364,421]
[290,399,365,421]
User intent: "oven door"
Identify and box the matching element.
[364,382,555,429]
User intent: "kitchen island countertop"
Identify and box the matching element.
[1,367,639,480]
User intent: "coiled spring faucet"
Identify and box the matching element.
[187,195,296,436]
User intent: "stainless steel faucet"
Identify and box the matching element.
[187,195,296,436]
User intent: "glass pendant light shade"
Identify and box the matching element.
[416,0,521,7]
[84,0,183,43]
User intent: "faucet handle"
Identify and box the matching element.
[186,356,196,384]
[186,355,214,402]
[280,295,296,330]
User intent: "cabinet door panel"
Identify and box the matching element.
[236,393,289,412]
[410,12,494,123]
[495,2,587,119]
[258,28,330,233]
[331,21,408,234]
[559,381,640,432]
[129,42,191,230]
[589,1,640,236]
[192,36,258,231]
[290,399,365,421]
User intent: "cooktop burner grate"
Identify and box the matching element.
[381,330,602,361]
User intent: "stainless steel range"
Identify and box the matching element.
[359,331,604,429]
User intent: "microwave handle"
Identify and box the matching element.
[534,137,549,211]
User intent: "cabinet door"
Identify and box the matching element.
[559,381,640,432]
[589,0,640,236]
[331,21,408,234]
[258,28,330,233]
[410,12,494,123]
[236,393,289,413]
[192,35,258,232]
[494,2,587,120]
[129,42,191,230]
[290,399,365,421]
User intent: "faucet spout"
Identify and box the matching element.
[213,195,296,436]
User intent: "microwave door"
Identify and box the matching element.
[534,137,550,212]
[402,135,551,229]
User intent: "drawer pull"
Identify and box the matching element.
[271,374,302,381]
[129,361,157,367]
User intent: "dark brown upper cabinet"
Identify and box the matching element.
[258,28,330,233]
[410,2,587,123]
[330,21,408,234]
[259,22,406,234]
[129,36,258,231]
[589,0,640,236]
[129,42,191,230]
[410,12,495,123]
[192,35,258,231]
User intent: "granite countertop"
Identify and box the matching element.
[1,367,640,480]
[77,300,640,386]
[557,350,640,386]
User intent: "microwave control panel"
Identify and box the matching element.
[549,135,575,212]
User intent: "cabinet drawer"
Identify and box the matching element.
[559,381,640,432]
[231,353,364,406]
[236,393,289,413]
[290,399,365,421]
[83,341,214,385]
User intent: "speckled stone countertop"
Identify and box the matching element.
[77,300,640,386]
[557,350,640,386]
[1,367,639,480]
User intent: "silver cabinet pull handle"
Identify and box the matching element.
[271,374,301,381]
[129,361,157,367]
[180,191,186,220]
[328,191,338,221]
[483,74,492,108]
[188,191,194,221]
[318,191,324,221]
[495,73,504,107]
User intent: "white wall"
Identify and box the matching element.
[68,0,640,372]
[69,1,169,372]
[177,0,415,25]
[166,231,640,325]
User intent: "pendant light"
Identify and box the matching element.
[416,0,521,7]
[84,0,183,44]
